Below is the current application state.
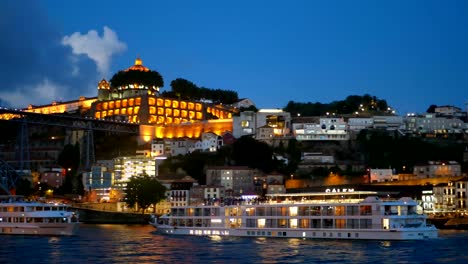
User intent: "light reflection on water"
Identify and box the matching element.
[0,225,466,264]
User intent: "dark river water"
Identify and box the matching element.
[1,224,467,264]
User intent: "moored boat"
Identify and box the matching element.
[149,190,438,240]
[0,195,80,236]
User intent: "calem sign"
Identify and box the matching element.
[325,188,355,193]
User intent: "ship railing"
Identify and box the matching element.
[264,198,363,205]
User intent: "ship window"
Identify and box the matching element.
[360,219,372,229]
[323,219,333,228]
[360,205,372,215]
[335,206,345,216]
[336,219,346,229]
[290,219,298,229]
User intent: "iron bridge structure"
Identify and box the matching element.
[0,108,139,194]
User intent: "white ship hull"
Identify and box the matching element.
[150,223,438,240]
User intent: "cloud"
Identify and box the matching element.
[0,78,66,107]
[62,26,127,77]
[0,1,127,108]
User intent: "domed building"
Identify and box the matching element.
[90,57,234,138]
[97,57,162,101]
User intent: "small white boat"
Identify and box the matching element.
[0,195,80,236]
[150,191,438,240]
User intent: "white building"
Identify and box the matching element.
[434,105,462,116]
[190,132,223,153]
[232,109,291,138]
[372,116,404,130]
[347,118,374,131]
[81,160,115,202]
[293,117,349,141]
[405,114,466,134]
[206,166,258,196]
[230,98,255,109]
[190,185,226,205]
[302,152,335,164]
[413,161,462,178]
[113,155,156,183]
[165,138,195,156]
[433,177,468,212]
[151,140,165,157]
[369,169,396,183]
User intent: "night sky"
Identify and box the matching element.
[1,0,467,114]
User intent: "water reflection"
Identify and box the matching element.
[380,241,392,247]
[0,226,465,264]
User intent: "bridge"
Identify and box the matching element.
[0,107,140,194]
[0,107,139,133]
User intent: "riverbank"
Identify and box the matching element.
[74,207,150,224]
[72,202,150,224]
[427,214,468,230]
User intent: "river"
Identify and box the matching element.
[1,224,467,264]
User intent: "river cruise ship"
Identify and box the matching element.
[0,195,79,236]
[150,190,438,240]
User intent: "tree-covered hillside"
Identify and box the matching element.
[284,94,390,116]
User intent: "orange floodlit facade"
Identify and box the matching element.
[153,119,233,140]
[0,112,22,120]
[24,96,97,115]
[93,96,232,125]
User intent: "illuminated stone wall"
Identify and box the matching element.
[24,96,97,114]
[92,94,233,126]
[154,119,233,140]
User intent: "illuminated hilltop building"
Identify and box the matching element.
[90,57,234,140]
[19,57,234,140]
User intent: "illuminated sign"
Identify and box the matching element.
[325,188,354,193]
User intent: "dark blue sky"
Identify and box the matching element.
[1,0,467,114]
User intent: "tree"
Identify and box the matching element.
[110,69,164,88]
[57,144,82,195]
[426,105,437,113]
[57,144,80,171]
[169,78,239,104]
[15,178,34,197]
[125,174,166,213]
[231,136,275,173]
[284,94,391,116]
